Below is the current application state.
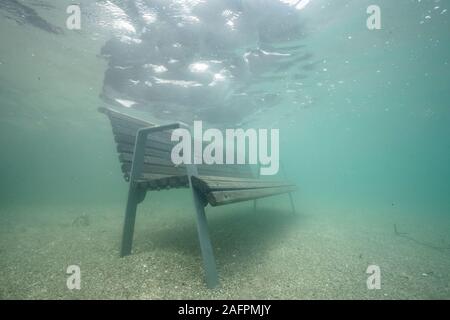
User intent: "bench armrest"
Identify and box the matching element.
[129,122,196,183]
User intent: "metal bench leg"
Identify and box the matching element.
[191,187,219,289]
[120,186,146,257]
[288,192,296,215]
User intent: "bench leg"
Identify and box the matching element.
[191,187,219,289]
[253,199,257,213]
[288,192,296,215]
[120,186,146,257]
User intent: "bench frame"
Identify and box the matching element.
[115,120,296,289]
[122,122,221,288]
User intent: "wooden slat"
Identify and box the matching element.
[112,126,176,149]
[135,173,173,183]
[112,124,253,173]
[120,163,254,183]
[114,132,174,152]
[109,113,254,177]
[119,149,254,178]
[103,106,182,149]
[99,107,155,128]
[136,175,189,190]
[207,186,297,206]
[135,174,295,197]
[108,114,150,130]
[101,106,255,180]
[131,173,297,208]
[117,143,171,160]
[109,117,174,145]
[119,152,183,168]
[191,176,295,193]
[193,175,273,183]
[198,165,254,178]
[121,163,187,176]
[119,152,250,175]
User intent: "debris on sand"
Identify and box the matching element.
[72,213,90,227]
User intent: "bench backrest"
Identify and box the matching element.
[99,107,255,182]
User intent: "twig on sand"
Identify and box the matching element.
[393,224,408,236]
[393,224,450,252]
[72,213,90,227]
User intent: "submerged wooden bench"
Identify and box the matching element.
[99,106,297,288]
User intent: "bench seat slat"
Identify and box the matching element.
[191,176,295,193]
[135,175,296,206]
[207,186,297,206]
[198,167,254,178]
[137,175,189,190]
[117,143,171,160]
[114,132,175,152]
[194,175,280,183]
[119,151,254,178]
[119,152,183,168]
[121,160,254,179]
[121,163,187,176]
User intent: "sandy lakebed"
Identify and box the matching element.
[1,190,449,299]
